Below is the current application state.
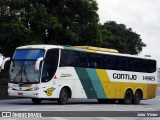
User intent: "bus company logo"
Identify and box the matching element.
[2,112,11,117]
[113,73,137,80]
[44,87,56,96]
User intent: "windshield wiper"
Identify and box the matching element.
[13,63,23,83]
[13,63,30,83]
[23,64,30,83]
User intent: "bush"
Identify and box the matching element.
[0,70,9,86]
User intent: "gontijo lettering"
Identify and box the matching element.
[113,73,137,80]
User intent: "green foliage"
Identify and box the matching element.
[0,0,146,57]
[100,21,146,54]
[0,0,100,57]
[0,62,10,86]
[0,21,32,56]
[0,76,8,86]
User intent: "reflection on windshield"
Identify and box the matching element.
[10,61,40,83]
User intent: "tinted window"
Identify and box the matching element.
[60,50,76,66]
[42,49,59,82]
[149,60,156,73]
[59,49,156,73]
[89,54,103,68]
[79,53,88,67]
[13,49,44,60]
[105,55,112,69]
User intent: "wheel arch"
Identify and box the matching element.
[59,86,72,98]
[125,88,133,96]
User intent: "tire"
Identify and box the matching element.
[133,91,141,105]
[124,90,133,104]
[58,88,69,105]
[32,98,42,104]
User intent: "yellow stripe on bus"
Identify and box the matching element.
[96,69,111,98]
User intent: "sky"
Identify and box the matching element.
[96,0,160,67]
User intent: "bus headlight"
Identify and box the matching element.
[8,86,14,90]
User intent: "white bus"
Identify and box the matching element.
[2,45,157,104]
[0,54,4,72]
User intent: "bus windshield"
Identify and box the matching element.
[9,49,45,83]
[10,61,40,83]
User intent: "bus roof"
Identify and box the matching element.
[16,45,155,60]
[16,45,63,50]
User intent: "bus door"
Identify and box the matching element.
[41,49,59,97]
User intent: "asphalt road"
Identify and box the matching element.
[0,88,159,120]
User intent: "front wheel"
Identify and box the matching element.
[58,88,69,105]
[31,98,42,104]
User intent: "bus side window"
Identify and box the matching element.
[132,59,137,72]
[60,50,67,66]
[89,54,103,68]
[105,55,112,69]
[60,50,76,67]
[70,52,76,66]
[111,56,119,70]
[128,59,133,71]
[134,59,141,72]
[149,60,156,73]
[142,60,148,72]
[121,57,127,71]
[79,53,88,67]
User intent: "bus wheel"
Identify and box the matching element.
[32,98,42,104]
[133,91,141,104]
[124,90,133,104]
[58,88,69,105]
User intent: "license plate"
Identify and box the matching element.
[18,93,23,96]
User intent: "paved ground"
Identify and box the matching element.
[0,88,159,120]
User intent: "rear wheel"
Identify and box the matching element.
[133,91,141,104]
[32,98,42,104]
[58,88,69,105]
[124,90,133,104]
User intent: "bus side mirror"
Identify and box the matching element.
[1,57,10,70]
[35,57,43,71]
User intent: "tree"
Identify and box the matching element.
[0,1,146,56]
[45,0,101,46]
[0,0,101,57]
[0,0,33,56]
[100,21,146,54]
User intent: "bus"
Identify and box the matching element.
[0,54,4,72]
[2,45,157,104]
